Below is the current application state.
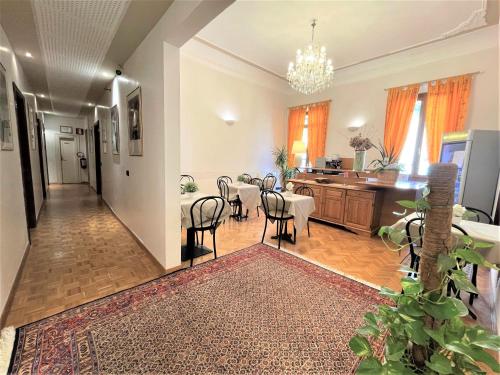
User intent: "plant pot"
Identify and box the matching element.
[353,150,366,172]
[184,192,196,198]
[376,169,400,183]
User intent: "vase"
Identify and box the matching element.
[376,169,400,184]
[353,150,366,172]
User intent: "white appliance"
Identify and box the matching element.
[439,130,500,216]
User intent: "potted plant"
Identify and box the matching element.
[182,181,198,197]
[236,175,246,185]
[273,146,299,191]
[349,133,373,171]
[349,192,500,374]
[369,142,402,183]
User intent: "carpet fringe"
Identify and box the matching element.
[0,326,15,375]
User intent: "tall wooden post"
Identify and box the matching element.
[419,163,458,291]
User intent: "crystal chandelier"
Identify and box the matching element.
[287,20,334,95]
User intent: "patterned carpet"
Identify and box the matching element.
[9,244,386,374]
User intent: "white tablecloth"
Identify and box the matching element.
[228,183,261,210]
[266,193,315,234]
[181,192,231,229]
[392,212,500,264]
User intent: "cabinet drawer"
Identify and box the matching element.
[347,190,375,199]
[324,188,345,199]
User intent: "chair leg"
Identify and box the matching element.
[195,232,199,246]
[213,231,217,259]
[257,206,259,217]
[201,231,204,246]
[261,218,268,243]
[469,264,478,306]
[307,221,310,237]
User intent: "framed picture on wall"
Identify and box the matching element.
[101,120,108,154]
[27,104,36,150]
[127,86,142,156]
[76,128,84,135]
[0,62,13,151]
[110,104,120,154]
[60,126,73,134]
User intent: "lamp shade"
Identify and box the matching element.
[291,140,306,154]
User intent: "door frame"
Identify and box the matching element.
[36,118,47,198]
[93,121,102,194]
[59,136,78,184]
[13,83,36,230]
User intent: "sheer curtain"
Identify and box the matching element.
[425,74,472,163]
[383,84,420,159]
[307,102,330,165]
[287,107,307,167]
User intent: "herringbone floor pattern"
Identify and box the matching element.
[4,185,496,337]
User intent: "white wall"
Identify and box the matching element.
[44,114,88,184]
[288,25,499,163]
[180,39,289,194]
[0,23,42,317]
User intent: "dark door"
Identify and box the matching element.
[36,118,47,199]
[13,83,37,230]
[93,121,102,195]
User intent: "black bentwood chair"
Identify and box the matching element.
[262,174,277,191]
[218,179,240,218]
[189,196,225,267]
[260,190,294,250]
[241,173,252,183]
[180,174,194,183]
[464,207,494,224]
[250,178,263,217]
[294,185,313,237]
[217,175,232,186]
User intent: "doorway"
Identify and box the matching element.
[93,121,102,194]
[13,83,37,230]
[60,138,78,183]
[36,118,47,198]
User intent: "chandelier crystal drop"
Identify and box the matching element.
[287,20,334,95]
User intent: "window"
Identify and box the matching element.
[399,94,430,176]
[300,112,309,167]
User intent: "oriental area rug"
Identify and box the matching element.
[9,244,386,374]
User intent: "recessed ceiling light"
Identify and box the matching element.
[25,52,33,58]
[102,72,113,79]
[87,102,93,106]
[39,94,45,98]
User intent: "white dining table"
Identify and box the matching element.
[267,193,316,234]
[181,192,231,228]
[391,212,500,264]
[228,182,261,211]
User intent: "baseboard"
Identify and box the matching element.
[0,241,31,329]
[101,198,167,274]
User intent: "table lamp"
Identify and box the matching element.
[292,140,307,167]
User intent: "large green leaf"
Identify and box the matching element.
[356,357,382,375]
[401,277,423,296]
[397,200,417,209]
[385,337,406,361]
[452,248,485,266]
[468,327,500,350]
[349,335,373,357]
[422,297,468,320]
[404,320,429,345]
[449,270,479,294]
[357,325,380,337]
[398,297,425,317]
[388,229,406,244]
[380,287,401,301]
[425,352,453,374]
[382,361,415,375]
[443,341,500,372]
[423,325,446,347]
[437,254,456,273]
[473,241,494,249]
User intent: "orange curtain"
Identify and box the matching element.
[383,84,420,159]
[287,107,307,167]
[307,102,330,165]
[425,74,472,163]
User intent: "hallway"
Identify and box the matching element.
[4,185,164,328]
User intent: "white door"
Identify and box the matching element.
[60,138,78,183]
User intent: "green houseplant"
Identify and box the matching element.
[273,146,299,191]
[182,181,198,195]
[369,142,402,183]
[237,175,246,184]
[349,192,500,374]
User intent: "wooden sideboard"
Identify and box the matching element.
[291,180,382,236]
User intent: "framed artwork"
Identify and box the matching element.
[27,104,36,150]
[89,127,94,154]
[127,86,142,156]
[60,126,73,134]
[76,128,84,135]
[101,119,108,154]
[0,62,13,151]
[110,104,119,154]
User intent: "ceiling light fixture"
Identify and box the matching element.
[25,52,33,58]
[39,94,45,98]
[102,71,114,79]
[87,102,93,106]
[287,19,334,95]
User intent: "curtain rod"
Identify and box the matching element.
[384,71,481,91]
[288,99,331,110]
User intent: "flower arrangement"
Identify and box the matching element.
[237,175,246,183]
[183,181,198,193]
[349,134,373,151]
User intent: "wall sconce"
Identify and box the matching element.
[224,119,236,125]
[347,118,366,132]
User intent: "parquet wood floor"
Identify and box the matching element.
[4,185,496,339]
